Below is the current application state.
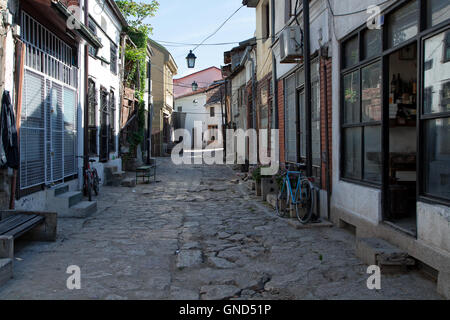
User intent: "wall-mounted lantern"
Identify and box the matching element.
[192,81,199,92]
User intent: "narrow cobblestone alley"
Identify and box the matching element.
[0,159,442,299]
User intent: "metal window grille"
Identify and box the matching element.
[110,41,117,75]
[99,89,109,162]
[88,79,98,155]
[88,19,97,57]
[20,11,78,189]
[109,90,116,152]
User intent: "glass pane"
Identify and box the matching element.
[344,36,359,68]
[423,31,450,114]
[343,127,362,180]
[362,28,382,60]
[260,83,269,129]
[424,117,450,200]
[312,81,321,166]
[343,71,360,124]
[362,62,382,122]
[364,126,382,182]
[285,75,297,162]
[299,91,306,159]
[427,0,450,28]
[296,68,305,87]
[388,0,419,48]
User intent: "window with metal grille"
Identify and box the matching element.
[88,19,97,57]
[109,90,116,153]
[99,89,109,162]
[110,41,117,74]
[88,79,98,155]
[20,11,78,189]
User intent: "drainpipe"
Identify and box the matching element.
[323,56,331,220]
[249,53,256,130]
[83,0,89,171]
[271,0,278,131]
[303,0,312,177]
[147,60,152,164]
[240,46,256,130]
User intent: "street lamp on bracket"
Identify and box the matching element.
[186,50,197,68]
[192,81,198,92]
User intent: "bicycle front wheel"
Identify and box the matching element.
[275,180,290,217]
[295,179,314,224]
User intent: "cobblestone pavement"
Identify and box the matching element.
[0,158,442,299]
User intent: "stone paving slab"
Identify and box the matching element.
[0,158,443,300]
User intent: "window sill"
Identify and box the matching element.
[418,195,450,208]
[340,177,381,190]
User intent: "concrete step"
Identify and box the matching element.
[0,258,13,287]
[47,191,83,212]
[59,200,97,219]
[104,166,124,186]
[47,183,69,198]
[104,165,118,173]
[121,177,136,188]
[356,237,415,273]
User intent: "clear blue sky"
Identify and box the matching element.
[147,0,256,78]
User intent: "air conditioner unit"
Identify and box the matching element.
[280,26,303,64]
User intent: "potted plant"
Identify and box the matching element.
[249,165,262,196]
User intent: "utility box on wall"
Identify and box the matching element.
[280,26,303,63]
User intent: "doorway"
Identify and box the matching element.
[385,42,418,235]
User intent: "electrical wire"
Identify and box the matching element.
[192,5,245,52]
[327,0,394,17]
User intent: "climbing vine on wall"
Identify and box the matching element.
[116,0,159,155]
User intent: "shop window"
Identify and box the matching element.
[311,81,321,166]
[362,28,381,60]
[343,127,362,180]
[364,126,382,182]
[387,0,419,49]
[343,71,360,124]
[299,90,306,159]
[362,62,382,122]
[424,118,450,200]
[427,0,450,28]
[422,31,450,201]
[344,36,359,68]
[342,61,382,183]
[424,31,450,114]
[285,74,297,162]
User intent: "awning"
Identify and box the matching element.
[51,0,103,49]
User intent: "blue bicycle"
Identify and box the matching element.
[275,164,315,224]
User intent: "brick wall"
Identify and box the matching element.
[320,58,332,191]
[277,79,285,166]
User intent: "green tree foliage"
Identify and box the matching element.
[115,0,159,36]
[115,1,158,156]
